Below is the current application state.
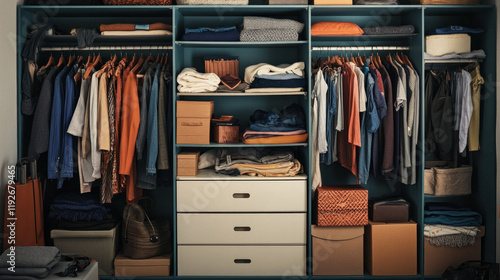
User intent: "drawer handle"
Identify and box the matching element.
[234,259,251,264]
[233,193,250,198]
[234,226,251,232]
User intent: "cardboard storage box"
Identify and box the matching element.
[51,223,120,275]
[365,220,417,276]
[177,101,214,145]
[315,185,368,226]
[312,225,364,275]
[369,199,409,223]
[115,252,171,277]
[424,226,485,276]
[177,151,200,176]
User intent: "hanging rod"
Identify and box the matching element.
[312,46,410,51]
[40,45,173,52]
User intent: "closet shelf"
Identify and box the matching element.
[311,274,423,279]
[176,40,308,47]
[312,34,418,41]
[42,35,173,47]
[177,91,307,97]
[176,143,308,148]
[425,59,483,64]
[177,169,308,181]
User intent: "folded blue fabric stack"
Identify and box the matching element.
[424,202,482,227]
[49,192,112,222]
[182,26,239,41]
[251,73,306,89]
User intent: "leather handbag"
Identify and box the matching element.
[122,199,171,259]
[442,261,500,280]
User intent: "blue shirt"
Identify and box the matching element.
[47,66,70,180]
[146,64,162,175]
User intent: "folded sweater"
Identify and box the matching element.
[240,29,299,42]
[0,246,60,279]
[243,16,304,34]
[244,62,305,84]
[177,68,221,93]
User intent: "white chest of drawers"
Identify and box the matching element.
[176,170,307,276]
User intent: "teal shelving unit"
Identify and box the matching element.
[16,3,496,280]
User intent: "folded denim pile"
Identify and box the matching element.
[177,68,221,92]
[244,62,306,93]
[215,148,303,177]
[243,103,308,144]
[424,202,482,247]
[182,26,240,41]
[49,192,117,231]
[240,16,304,42]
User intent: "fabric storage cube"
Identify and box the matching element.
[424,226,485,275]
[314,185,368,226]
[50,223,120,275]
[369,199,409,223]
[177,151,200,176]
[114,252,171,277]
[425,34,471,56]
[177,101,214,145]
[365,220,417,276]
[425,161,472,196]
[312,225,364,275]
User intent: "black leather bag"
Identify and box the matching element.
[442,261,500,280]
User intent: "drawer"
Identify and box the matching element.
[177,180,307,212]
[177,213,306,245]
[178,245,306,276]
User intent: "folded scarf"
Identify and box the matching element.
[0,246,60,279]
[245,62,305,84]
[220,74,241,90]
[240,29,299,42]
[424,210,482,227]
[177,68,221,93]
[243,16,304,33]
[362,25,415,35]
[182,29,240,41]
[100,23,172,32]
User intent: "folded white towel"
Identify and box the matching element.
[244,62,305,84]
[177,67,221,93]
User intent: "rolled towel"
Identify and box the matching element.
[243,16,304,34]
[362,25,415,35]
[0,246,61,278]
[240,29,299,42]
[177,68,221,93]
[244,62,305,84]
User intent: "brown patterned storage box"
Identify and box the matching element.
[315,185,368,226]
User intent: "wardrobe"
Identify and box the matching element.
[16,2,496,279]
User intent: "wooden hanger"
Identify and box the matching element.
[395,53,404,64]
[38,54,55,73]
[402,54,413,68]
[164,54,169,66]
[386,54,393,64]
[84,53,102,79]
[66,54,76,67]
[131,55,145,74]
[56,54,65,67]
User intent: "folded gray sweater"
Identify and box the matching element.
[243,16,304,34]
[362,25,415,35]
[240,29,299,42]
[0,246,61,279]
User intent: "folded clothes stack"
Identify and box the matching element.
[244,62,306,93]
[99,22,172,36]
[243,103,308,144]
[182,26,239,41]
[177,68,221,92]
[424,202,482,248]
[0,247,61,279]
[215,147,303,177]
[362,25,415,35]
[240,16,304,42]
[49,192,117,231]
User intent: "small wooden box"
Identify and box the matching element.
[212,125,239,144]
[177,152,200,176]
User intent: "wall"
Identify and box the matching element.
[0,0,22,248]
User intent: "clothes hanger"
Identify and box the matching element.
[402,53,414,68]
[66,54,76,67]
[131,55,145,73]
[38,53,55,73]
[56,52,65,67]
[84,53,102,79]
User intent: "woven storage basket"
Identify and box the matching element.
[314,185,368,226]
[103,0,172,5]
[424,161,472,196]
[176,0,248,4]
[425,34,471,57]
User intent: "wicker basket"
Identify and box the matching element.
[424,161,472,196]
[103,0,172,5]
[314,185,368,227]
[176,0,248,4]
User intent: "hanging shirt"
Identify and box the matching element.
[89,71,102,179]
[157,64,170,170]
[368,67,386,178]
[383,60,402,181]
[320,72,336,165]
[378,65,395,174]
[354,66,367,112]
[359,72,379,184]
[146,64,162,175]
[311,70,324,191]
[409,70,420,185]
[47,66,69,180]
[136,63,155,159]
[455,70,473,153]
[98,73,110,152]
[467,64,484,151]
[317,71,328,154]
[336,67,344,132]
